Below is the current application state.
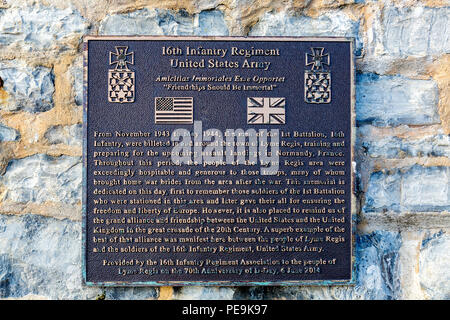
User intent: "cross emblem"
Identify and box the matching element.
[109,46,134,71]
[305,47,330,72]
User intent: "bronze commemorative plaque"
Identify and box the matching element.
[83,36,355,286]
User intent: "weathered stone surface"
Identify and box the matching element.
[233,231,402,300]
[193,0,223,12]
[364,166,449,212]
[44,124,82,146]
[361,6,450,73]
[0,154,81,205]
[0,214,101,299]
[195,10,229,36]
[364,170,402,212]
[419,230,450,299]
[70,55,83,106]
[99,8,228,36]
[249,10,362,52]
[175,287,235,300]
[0,124,19,142]
[104,287,158,300]
[356,73,440,126]
[151,9,194,35]
[0,5,88,51]
[427,54,450,134]
[358,125,450,158]
[401,166,449,211]
[370,6,450,59]
[353,231,402,299]
[363,134,450,158]
[99,9,164,35]
[0,0,448,301]
[0,61,54,113]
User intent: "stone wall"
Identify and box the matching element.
[0,0,448,300]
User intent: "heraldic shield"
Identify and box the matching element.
[108,70,135,103]
[108,46,135,103]
[304,71,331,104]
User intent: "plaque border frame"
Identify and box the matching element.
[82,36,356,287]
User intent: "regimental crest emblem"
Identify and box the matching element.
[108,46,135,103]
[247,97,286,124]
[304,47,331,104]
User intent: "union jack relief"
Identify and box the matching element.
[247,97,286,124]
[108,46,135,103]
[304,47,331,104]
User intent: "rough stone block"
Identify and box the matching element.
[0,6,88,51]
[249,10,362,52]
[0,154,82,205]
[104,287,158,300]
[0,124,19,142]
[99,9,164,35]
[99,8,228,36]
[153,9,195,35]
[364,170,402,212]
[70,55,83,106]
[195,10,229,36]
[364,166,449,213]
[44,124,82,146]
[175,287,235,300]
[356,73,440,126]
[419,230,450,299]
[376,6,450,58]
[361,6,450,73]
[358,128,450,159]
[353,231,401,299]
[0,214,101,299]
[401,166,449,211]
[0,61,54,113]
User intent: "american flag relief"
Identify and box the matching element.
[154,97,194,124]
